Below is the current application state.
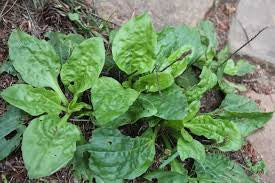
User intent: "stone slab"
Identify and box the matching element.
[229,0,275,64]
[246,92,275,182]
[94,0,214,30]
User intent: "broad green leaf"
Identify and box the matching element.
[175,67,199,91]
[197,20,217,51]
[224,59,255,76]
[177,138,205,162]
[8,30,61,90]
[22,115,81,178]
[218,111,273,137]
[219,79,246,94]
[156,26,177,67]
[195,154,255,183]
[91,77,139,126]
[160,46,193,77]
[185,66,217,102]
[174,26,204,64]
[133,72,174,92]
[163,101,200,130]
[1,84,64,116]
[216,45,229,64]
[109,95,157,128]
[184,115,242,151]
[184,115,224,143]
[156,25,204,70]
[109,29,118,44]
[216,93,260,113]
[144,171,187,183]
[141,84,188,120]
[0,106,25,160]
[61,37,105,94]
[87,128,155,180]
[214,94,273,137]
[46,32,84,64]
[112,13,157,75]
[217,119,243,151]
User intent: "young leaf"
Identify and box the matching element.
[133,72,174,92]
[86,128,155,181]
[141,84,188,120]
[224,59,255,76]
[144,171,188,183]
[0,106,25,160]
[61,37,105,94]
[22,115,81,178]
[8,30,61,91]
[112,13,157,75]
[91,77,139,126]
[108,95,157,128]
[185,66,217,102]
[46,32,85,64]
[177,138,206,162]
[195,154,255,183]
[1,84,64,116]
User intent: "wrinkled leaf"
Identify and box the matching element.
[46,32,84,64]
[184,115,242,151]
[144,171,187,183]
[1,84,64,116]
[8,30,61,90]
[195,154,255,183]
[141,84,188,120]
[160,46,193,77]
[22,115,81,178]
[91,77,139,126]
[0,106,25,160]
[185,66,217,102]
[87,128,155,180]
[224,59,255,76]
[112,13,157,75]
[177,138,205,162]
[133,72,174,92]
[156,25,204,70]
[61,37,105,94]
[184,115,225,144]
[109,95,157,128]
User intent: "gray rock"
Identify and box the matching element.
[94,0,214,30]
[229,0,275,64]
[246,91,275,182]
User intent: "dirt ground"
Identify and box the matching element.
[0,0,274,182]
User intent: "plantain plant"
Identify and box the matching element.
[0,13,273,182]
